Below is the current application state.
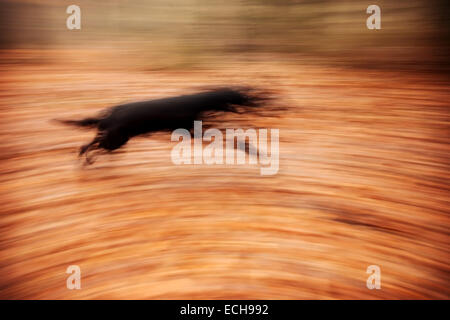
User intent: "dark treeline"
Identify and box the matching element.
[1,0,449,71]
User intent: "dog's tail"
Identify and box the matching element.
[53,117,101,128]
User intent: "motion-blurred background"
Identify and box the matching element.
[0,0,449,299]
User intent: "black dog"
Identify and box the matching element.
[58,88,263,163]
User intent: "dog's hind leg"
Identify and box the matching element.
[80,133,112,165]
[79,129,129,165]
[97,128,129,152]
[84,148,106,165]
[79,133,103,157]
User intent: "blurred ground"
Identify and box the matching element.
[0,49,448,299]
